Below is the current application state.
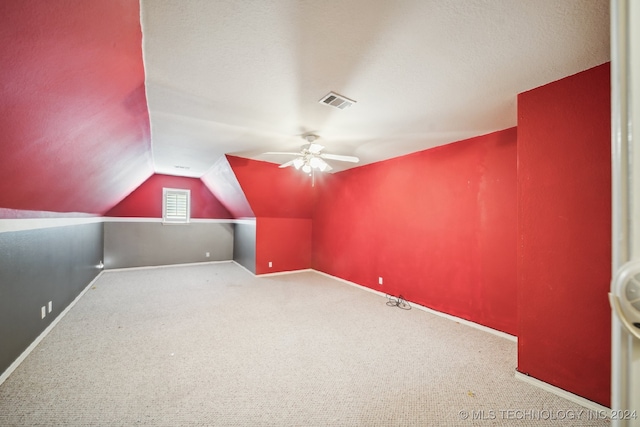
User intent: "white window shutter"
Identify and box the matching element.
[163,188,190,223]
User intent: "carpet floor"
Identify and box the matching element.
[0,262,609,426]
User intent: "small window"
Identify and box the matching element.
[163,188,190,224]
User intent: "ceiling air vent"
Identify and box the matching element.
[319,92,356,110]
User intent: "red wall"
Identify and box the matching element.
[105,174,232,219]
[228,156,315,274]
[227,156,314,218]
[517,63,611,406]
[313,128,518,334]
[256,218,312,275]
[0,0,153,214]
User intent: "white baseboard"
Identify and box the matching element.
[0,271,105,387]
[411,301,517,342]
[231,260,314,278]
[104,259,232,273]
[514,371,610,413]
[312,270,517,342]
[256,268,313,277]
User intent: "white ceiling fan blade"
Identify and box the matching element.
[308,143,324,154]
[279,159,296,168]
[263,151,302,156]
[319,153,360,163]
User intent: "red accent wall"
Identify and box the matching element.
[313,128,518,334]
[256,218,312,275]
[517,63,611,406]
[227,156,314,218]
[105,174,232,219]
[0,0,153,214]
[227,156,315,274]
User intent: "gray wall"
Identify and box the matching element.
[104,221,233,269]
[0,222,104,376]
[233,221,256,274]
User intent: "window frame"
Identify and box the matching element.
[162,188,191,224]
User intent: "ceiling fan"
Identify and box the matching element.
[263,134,359,174]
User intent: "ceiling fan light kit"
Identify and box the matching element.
[293,158,305,169]
[294,151,330,174]
[263,134,360,177]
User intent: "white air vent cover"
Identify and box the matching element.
[319,92,356,110]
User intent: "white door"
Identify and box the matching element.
[610,1,640,425]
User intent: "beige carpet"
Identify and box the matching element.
[0,262,609,426]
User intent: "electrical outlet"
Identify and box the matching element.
[269,261,273,268]
[41,306,46,319]
[379,277,383,285]
[205,252,210,258]
[48,301,52,313]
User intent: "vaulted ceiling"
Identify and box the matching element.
[142,0,610,175]
[0,0,610,215]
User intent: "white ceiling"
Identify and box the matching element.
[140,0,610,177]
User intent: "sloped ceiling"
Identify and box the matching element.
[0,1,610,216]
[224,156,315,219]
[141,0,610,176]
[201,156,254,219]
[0,0,152,215]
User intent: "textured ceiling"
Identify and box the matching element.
[141,0,610,176]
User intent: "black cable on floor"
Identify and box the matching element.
[385,294,411,310]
